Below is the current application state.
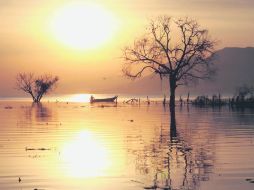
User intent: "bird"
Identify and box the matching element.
[18,177,21,183]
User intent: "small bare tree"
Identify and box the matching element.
[123,16,215,119]
[16,73,59,103]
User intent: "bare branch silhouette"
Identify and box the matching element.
[16,73,59,103]
[122,16,216,117]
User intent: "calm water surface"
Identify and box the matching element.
[0,101,254,190]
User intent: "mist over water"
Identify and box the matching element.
[0,101,254,190]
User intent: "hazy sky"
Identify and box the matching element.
[0,0,253,96]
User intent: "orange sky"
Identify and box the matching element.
[0,0,253,96]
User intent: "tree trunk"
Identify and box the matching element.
[29,92,37,103]
[169,76,177,137]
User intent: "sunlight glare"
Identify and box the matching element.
[50,2,117,50]
[69,94,91,102]
[60,131,110,178]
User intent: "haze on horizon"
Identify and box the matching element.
[0,0,253,97]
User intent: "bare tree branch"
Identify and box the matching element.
[122,16,216,113]
[16,73,59,102]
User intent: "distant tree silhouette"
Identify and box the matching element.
[16,73,59,103]
[235,84,254,101]
[122,16,216,122]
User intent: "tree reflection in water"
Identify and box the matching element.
[18,103,56,125]
[33,103,52,122]
[126,115,215,190]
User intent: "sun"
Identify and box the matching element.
[50,2,117,50]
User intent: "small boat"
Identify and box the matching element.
[90,95,118,103]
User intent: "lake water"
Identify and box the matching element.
[0,100,254,190]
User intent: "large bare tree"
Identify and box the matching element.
[16,73,59,103]
[123,16,216,119]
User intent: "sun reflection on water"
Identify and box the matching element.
[60,131,110,178]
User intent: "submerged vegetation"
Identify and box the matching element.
[192,94,226,106]
[230,84,254,107]
[192,85,254,107]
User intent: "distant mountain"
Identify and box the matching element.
[209,47,254,92]
[114,47,254,97]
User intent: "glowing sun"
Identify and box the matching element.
[50,2,117,50]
